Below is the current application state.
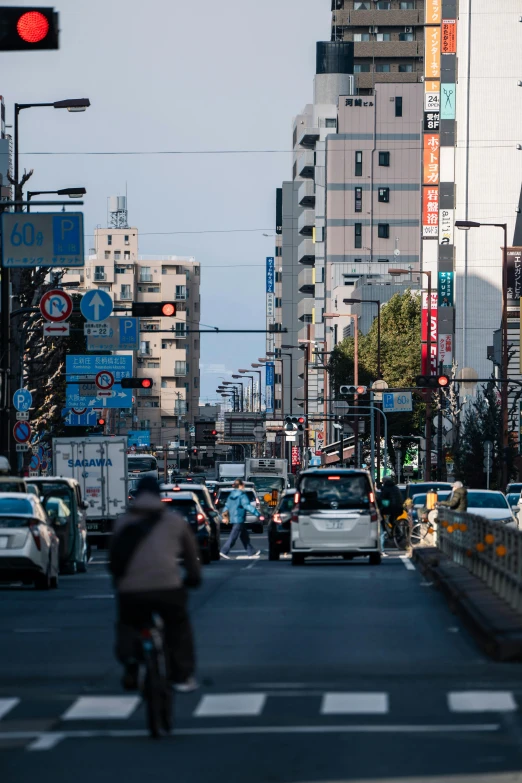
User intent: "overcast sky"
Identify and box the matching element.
[1,0,331,403]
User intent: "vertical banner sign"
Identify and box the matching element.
[440,84,456,120]
[266,257,275,294]
[265,362,275,414]
[421,292,439,374]
[423,134,440,185]
[519,401,522,454]
[426,0,442,24]
[422,187,439,237]
[266,255,275,355]
[441,19,457,53]
[291,445,301,467]
[439,208,454,245]
[275,188,283,235]
[425,25,441,79]
[439,334,453,368]
[506,248,522,301]
[438,271,454,306]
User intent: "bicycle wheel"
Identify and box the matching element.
[410,523,423,546]
[144,652,162,739]
[393,521,409,550]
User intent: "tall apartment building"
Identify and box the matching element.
[64,201,200,449]
[331,0,425,93]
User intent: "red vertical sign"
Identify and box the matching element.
[421,293,438,374]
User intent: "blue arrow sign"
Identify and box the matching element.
[62,408,99,426]
[65,355,133,409]
[80,289,113,323]
[13,388,32,412]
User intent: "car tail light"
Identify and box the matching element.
[273,513,282,524]
[369,492,375,504]
[30,523,42,551]
[371,511,378,523]
[197,513,205,522]
[291,510,299,524]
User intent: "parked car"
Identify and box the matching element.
[291,469,381,566]
[29,478,89,574]
[506,483,522,496]
[268,490,296,561]
[506,492,522,524]
[161,483,221,560]
[411,491,451,523]
[405,482,453,499]
[0,493,60,589]
[160,491,212,564]
[465,490,517,526]
[215,486,263,533]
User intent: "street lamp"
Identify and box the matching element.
[227,380,245,412]
[238,370,256,412]
[251,364,264,412]
[455,220,509,488]
[27,187,86,212]
[324,313,360,467]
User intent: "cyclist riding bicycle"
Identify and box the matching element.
[379,476,405,550]
[110,476,201,693]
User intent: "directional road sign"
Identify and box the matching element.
[95,371,114,390]
[13,420,31,443]
[62,408,99,427]
[80,289,113,323]
[39,289,73,322]
[13,388,32,412]
[85,316,140,351]
[43,322,70,337]
[29,454,40,471]
[65,355,132,409]
[1,213,84,268]
[382,392,413,413]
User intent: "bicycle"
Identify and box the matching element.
[382,511,412,550]
[139,615,173,739]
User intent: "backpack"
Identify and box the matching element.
[109,511,162,581]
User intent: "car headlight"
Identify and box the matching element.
[498,517,516,524]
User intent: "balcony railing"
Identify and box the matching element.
[139,274,153,283]
[94,272,106,281]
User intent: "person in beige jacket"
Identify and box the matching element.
[112,476,201,693]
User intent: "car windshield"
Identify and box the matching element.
[507,484,522,493]
[220,490,256,504]
[507,493,520,505]
[300,474,372,511]
[412,492,451,506]
[128,457,156,471]
[0,497,32,515]
[279,495,297,512]
[467,493,509,509]
[162,499,197,520]
[406,483,452,498]
[0,481,26,493]
[249,477,286,496]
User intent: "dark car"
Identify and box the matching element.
[161,483,221,560]
[29,477,89,574]
[405,482,453,500]
[268,490,296,561]
[160,491,212,565]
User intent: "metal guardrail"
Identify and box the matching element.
[437,508,522,614]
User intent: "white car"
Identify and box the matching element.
[466,490,518,527]
[0,493,60,589]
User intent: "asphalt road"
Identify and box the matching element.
[2,534,522,783]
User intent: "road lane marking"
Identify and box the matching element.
[0,698,19,720]
[76,595,114,600]
[28,732,66,751]
[61,696,141,721]
[321,693,389,715]
[242,562,257,570]
[400,556,416,571]
[194,693,266,717]
[448,691,518,713]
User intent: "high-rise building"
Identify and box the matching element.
[331,0,425,94]
[64,200,200,450]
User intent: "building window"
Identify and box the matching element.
[355,151,363,177]
[399,63,414,72]
[275,297,282,308]
[275,374,282,384]
[94,266,105,281]
[325,117,337,128]
[146,362,160,368]
[275,246,282,257]
[124,235,130,245]
[275,399,282,410]
[141,420,150,430]
[354,1,370,8]
[354,258,362,263]
[114,250,121,261]
[194,267,200,276]
[353,33,370,41]
[194,339,200,350]
[140,267,152,283]
[275,271,282,282]
[107,235,112,246]
[395,97,403,117]
[194,377,199,388]
[378,187,390,203]
[161,380,167,388]
[124,251,130,260]
[378,224,390,239]
[354,223,362,248]
[378,259,390,264]
[354,63,371,72]
[355,187,363,212]
[375,63,391,72]
[104,251,110,260]
[400,1,415,8]
[379,151,390,167]
[375,0,391,7]
[399,32,414,41]
[147,287,160,293]
[375,33,391,41]
[140,341,151,355]
[176,285,187,300]
[121,284,131,299]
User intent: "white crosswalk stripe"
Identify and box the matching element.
[0,698,20,720]
[321,692,389,715]
[448,691,518,713]
[194,693,267,717]
[61,696,141,721]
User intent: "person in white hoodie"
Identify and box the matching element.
[111,477,201,693]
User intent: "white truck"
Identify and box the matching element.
[53,436,128,547]
[216,461,245,481]
[244,458,289,514]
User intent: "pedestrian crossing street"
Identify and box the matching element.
[0,689,519,725]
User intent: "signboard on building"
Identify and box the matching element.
[266,257,275,294]
[438,271,454,306]
[441,19,457,54]
[441,84,456,120]
[265,362,275,414]
[423,134,440,185]
[422,187,439,237]
[439,209,454,246]
[439,334,453,368]
[1,213,84,268]
[291,446,301,467]
[276,188,282,235]
[426,0,442,25]
[507,248,522,301]
[421,292,439,375]
[425,25,441,79]
[424,90,440,113]
[424,112,440,132]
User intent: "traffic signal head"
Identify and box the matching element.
[415,375,450,389]
[340,385,368,395]
[0,7,59,50]
[120,377,154,389]
[97,417,106,427]
[131,302,177,318]
[285,415,307,432]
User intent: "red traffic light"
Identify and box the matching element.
[141,378,152,389]
[415,374,451,389]
[211,430,217,436]
[437,375,450,388]
[120,377,153,389]
[17,10,49,42]
[0,7,59,50]
[97,418,106,426]
[161,302,176,317]
[298,417,305,424]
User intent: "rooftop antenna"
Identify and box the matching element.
[108,194,128,228]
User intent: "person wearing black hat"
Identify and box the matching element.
[111,476,201,693]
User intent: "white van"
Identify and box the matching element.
[291,469,381,566]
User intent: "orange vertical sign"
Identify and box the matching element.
[425,26,441,79]
[426,0,442,25]
[422,187,439,237]
[423,134,440,185]
[442,19,457,53]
